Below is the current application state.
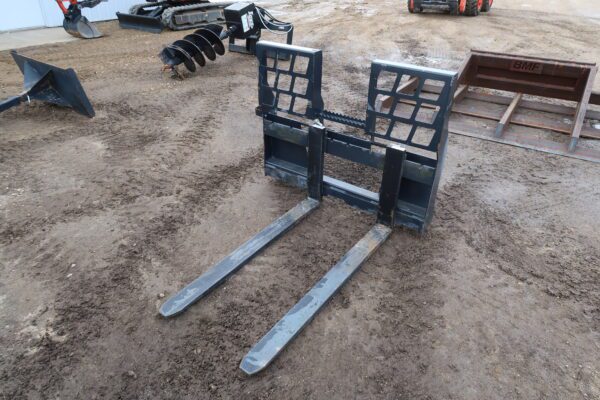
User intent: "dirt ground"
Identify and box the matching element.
[1,0,599,399]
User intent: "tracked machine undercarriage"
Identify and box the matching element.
[117,0,234,33]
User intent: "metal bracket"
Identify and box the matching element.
[307,122,326,200]
[377,144,407,227]
[228,25,293,59]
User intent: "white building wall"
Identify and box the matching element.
[0,0,46,31]
[0,0,143,32]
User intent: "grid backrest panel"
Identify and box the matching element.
[256,42,324,119]
[366,61,457,153]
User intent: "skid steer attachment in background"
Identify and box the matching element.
[160,41,457,375]
[115,10,164,33]
[0,51,95,118]
[454,51,598,154]
[378,50,600,163]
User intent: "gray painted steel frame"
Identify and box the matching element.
[160,41,456,376]
[256,41,457,233]
[235,42,457,375]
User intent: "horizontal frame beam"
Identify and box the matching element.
[264,121,437,186]
[264,160,427,231]
[381,85,600,140]
[424,83,600,120]
[450,121,600,164]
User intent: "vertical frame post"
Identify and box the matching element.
[256,41,324,120]
[569,66,597,152]
[307,122,326,200]
[377,144,407,227]
[495,92,523,137]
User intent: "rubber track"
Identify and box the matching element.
[127,1,168,15]
[161,3,232,31]
[481,0,492,12]
[464,0,480,16]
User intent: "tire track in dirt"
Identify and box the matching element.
[1,50,262,394]
[0,148,263,398]
[0,85,225,247]
[437,166,600,323]
[3,3,600,398]
[425,159,600,399]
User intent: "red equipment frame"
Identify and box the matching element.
[55,0,79,14]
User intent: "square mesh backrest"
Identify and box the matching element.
[366,61,457,153]
[256,41,324,119]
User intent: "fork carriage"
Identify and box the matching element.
[160,41,457,375]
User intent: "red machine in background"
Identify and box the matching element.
[54,0,105,38]
[408,0,493,16]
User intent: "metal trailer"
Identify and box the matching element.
[159,41,457,374]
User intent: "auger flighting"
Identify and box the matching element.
[159,2,293,78]
[159,24,229,77]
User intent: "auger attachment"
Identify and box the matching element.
[0,51,95,118]
[159,24,227,76]
[159,2,293,78]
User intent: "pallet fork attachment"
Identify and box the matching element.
[160,41,457,375]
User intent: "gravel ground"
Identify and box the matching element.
[1,1,599,399]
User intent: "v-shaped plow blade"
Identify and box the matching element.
[0,51,94,118]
